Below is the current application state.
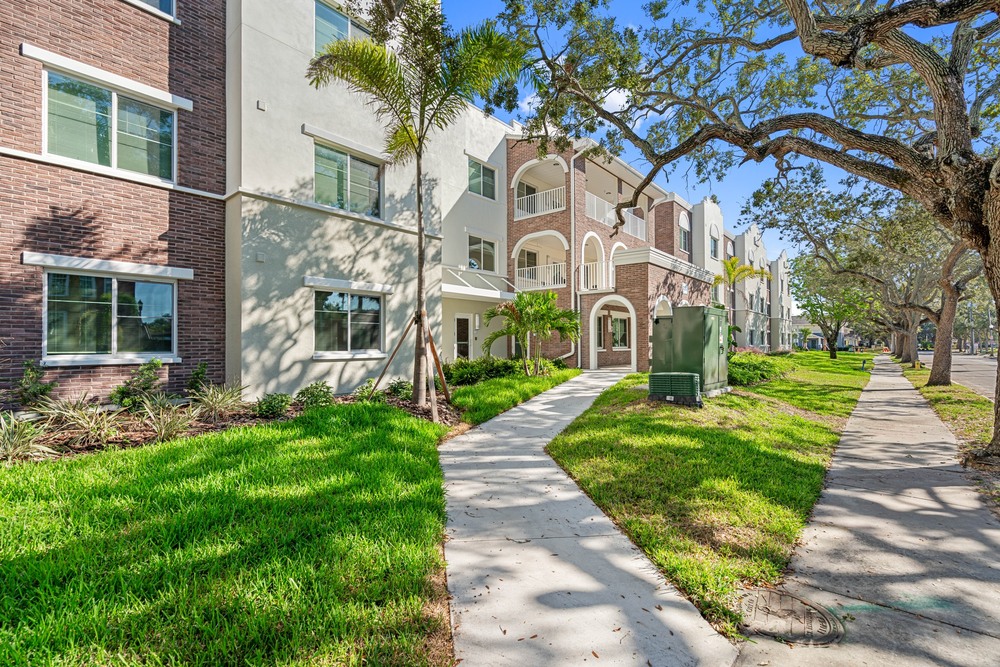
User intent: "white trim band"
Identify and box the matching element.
[22,252,194,280]
[313,352,387,362]
[613,247,715,283]
[21,43,193,111]
[42,355,182,368]
[304,275,394,294]
[302,124,386,164]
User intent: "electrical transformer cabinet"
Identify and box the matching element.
[650,305,729,393]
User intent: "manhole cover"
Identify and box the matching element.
[737,589,844,646]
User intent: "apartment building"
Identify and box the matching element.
[0,0,227,397]
[1,0,790,402]
[689,211,794,352]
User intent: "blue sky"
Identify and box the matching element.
[442,0,800,261]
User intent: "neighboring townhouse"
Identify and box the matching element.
[0,0,228,397]
[506,139,715,371]
[769,251,794,350]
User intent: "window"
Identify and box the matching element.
[315,143,381,218]
[678,213,691,253]
[516,181,537,200]
[45,272,175,358]
[710,237,719,259]
[46,72,174,180]
[136,0,173,15]
[314,291,382,353]
[597,315,605,350]
[315,1,370,52]
[468,235,496,272]
[468,159,496,200]
[612,317,630,349]
[726,240,735,259]
[749,330,755,346]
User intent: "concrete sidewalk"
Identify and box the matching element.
[737,356,1000,666]
[440,371,737,666]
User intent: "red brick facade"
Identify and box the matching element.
[0,0,226,400]
[506,139,711,370]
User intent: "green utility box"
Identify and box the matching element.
[650,305,729,395]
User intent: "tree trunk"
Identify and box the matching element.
[899,328,913,364]
[411,153,428,406]
[982,161,1000,456]
[927,287,958,385]
[908,324,919,366]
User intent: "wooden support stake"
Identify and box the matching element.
[425,345,439,423]
[424,322,451,403]
[368,314,415,401]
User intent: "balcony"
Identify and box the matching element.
[580,260,614,292]
[514,186,566,221]
[585,192,647,241]
[515,262,567,291]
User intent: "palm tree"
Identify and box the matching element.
[483,292,580,376]
[308,1,524,406]
[714,257,772,318]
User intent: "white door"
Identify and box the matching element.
[455,315,473,360]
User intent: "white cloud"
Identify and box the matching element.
[518,93,540,115]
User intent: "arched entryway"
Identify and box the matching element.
[589,295,638,371]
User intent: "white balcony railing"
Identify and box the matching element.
[514,186,566,220]
[585,191,647,240]
[515,262,567,290]
[580,260,614,291]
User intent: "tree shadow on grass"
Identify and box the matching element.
[0,404,449,666]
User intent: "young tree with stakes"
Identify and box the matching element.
[309,0,524,406]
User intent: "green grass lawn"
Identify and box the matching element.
[450,368,582,424]
[0,403,451,666]
[546,351,873,636]
[901,364,999,508]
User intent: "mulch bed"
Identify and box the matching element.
[28,395,463,462]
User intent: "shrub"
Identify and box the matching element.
[8,360,57,409]
[550,357,569,370]
[109,359,164,410]
[295,381,335,410]
[142,397,199,443]
[192,382,245,423]
[444,356,523,386]
[386,378,414,399]
[352,379,386,403]
[252,393,292,418]
[728,352,794,387]
[0,412,56,463]
[38,396,125,447]
[186,362,209,394]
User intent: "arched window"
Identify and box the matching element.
[726,240,735,259]
[678,213,691,253]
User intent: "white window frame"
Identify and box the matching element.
[467,157,497,201]
[314,0,371,53]
[41,69,178,185]
[596,315,606,351]
[120,0,178,22]
[24,253,190,366]
[710,236,719,259]
[467,233,499,274]
[306,276,391,361]
[313,140,384,220]
[611,316,630,351]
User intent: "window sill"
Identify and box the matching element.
[119,0,181,24]
[611,347,630,352]
[42,355,181,367]
[0,146,223,200]
[313,352,387,362]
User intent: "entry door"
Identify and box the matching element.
[455,315,472,359]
